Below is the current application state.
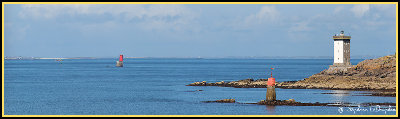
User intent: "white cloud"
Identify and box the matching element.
[244,6,279,25]
[19,4,167,19]
[371,4,393,11]
[371,4,396,18]
[347,4,394,19]
[347,4,395,30]
[18,4,197,31]
[4,22,30,41]
[230,5,280,30]
[350,4,370,18]
[80,21,118,34]
[333,6,345,14]
[19,4,92,19]
[137,4,198,31]
[289,21,312,32]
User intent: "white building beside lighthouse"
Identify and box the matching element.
[329,31,353,71]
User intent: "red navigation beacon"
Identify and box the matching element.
[119,55,123,62]
[267,68,275,86]
[267,77,275,86]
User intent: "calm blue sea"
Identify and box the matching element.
[4,59,396,115]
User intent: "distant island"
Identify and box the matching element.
[4,57,97,60]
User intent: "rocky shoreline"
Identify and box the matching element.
[202,99,236,103]
[279,55,396,90]
[187,55,396,96]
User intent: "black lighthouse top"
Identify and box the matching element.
[333,31,351,40]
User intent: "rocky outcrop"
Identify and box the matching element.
[187,55,396,92]
[202,99,236,103]
[278,55,396,90]
[187,79,270,88]
[256,99,333,106]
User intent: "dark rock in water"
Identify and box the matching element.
[320,93,350,95]
[184,90,204,92]
[357,91,397,97]
[202,99,236,103]
[358,102,397,107]
[258,100,297,105]
[254,99,347,106]
[371,92,396,97]
[255,100,395,107]
[202,99,396,107]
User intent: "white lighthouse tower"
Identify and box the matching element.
[330,30,353,71]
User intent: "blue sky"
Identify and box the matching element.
[4,4,397,58]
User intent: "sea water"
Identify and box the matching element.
[4,59,396,115]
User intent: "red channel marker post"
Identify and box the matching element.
[266,68,276,101]
[119,55,123,62]
[116,54,124,67]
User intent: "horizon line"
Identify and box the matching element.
[4,55,393,60]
